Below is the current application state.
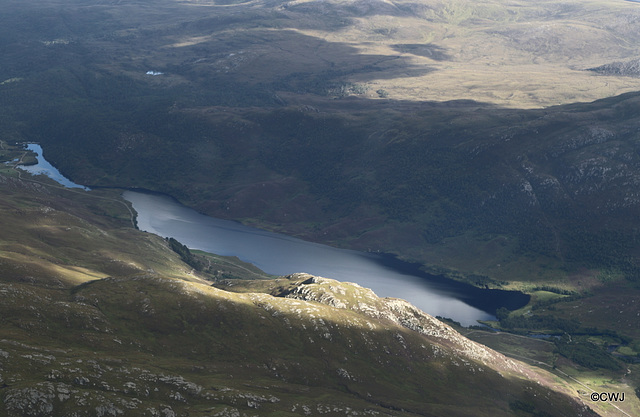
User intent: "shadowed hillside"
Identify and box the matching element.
[3,1,640,414]
[0,165,598,416]
[3,0,640,285]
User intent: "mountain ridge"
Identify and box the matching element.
[0,160,598,416]
[3,0,640,414]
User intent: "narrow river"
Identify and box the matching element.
[17,144,90,190]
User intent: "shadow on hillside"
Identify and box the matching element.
[391,44,452,61]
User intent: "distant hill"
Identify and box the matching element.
[3,0,640,287]
[3,1,640,414]
[3,0,640,109]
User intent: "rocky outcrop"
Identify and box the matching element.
[589,58,640,77]
[277,273,544,380]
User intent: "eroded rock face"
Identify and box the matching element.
[589,58,640,77]
[4,383,56,417]
[276,273,539,379]
[0,272,596,417]
[0,351,274,417]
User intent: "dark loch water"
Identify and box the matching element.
[19,143,528,325]
[123,190,529,325]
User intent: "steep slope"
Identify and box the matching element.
[0,275,597,417]
[4,0,640,286]
[0,163,597,415]
[35,92,640,286]
[0,168,202,287]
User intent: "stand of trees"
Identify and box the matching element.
[167,237,203,271]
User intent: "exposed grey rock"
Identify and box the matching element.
[4,382,56,417]
[280,274,542,380]
[158,374,203,395]
[589,58,640,77]
[95,402,124,417]
[73,376,90,386]
[160,406,176,417]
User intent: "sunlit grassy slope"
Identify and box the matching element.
[3,0,640,109]
[0,165,599,415]
[0,161,201,287]
[2,1,640,414]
